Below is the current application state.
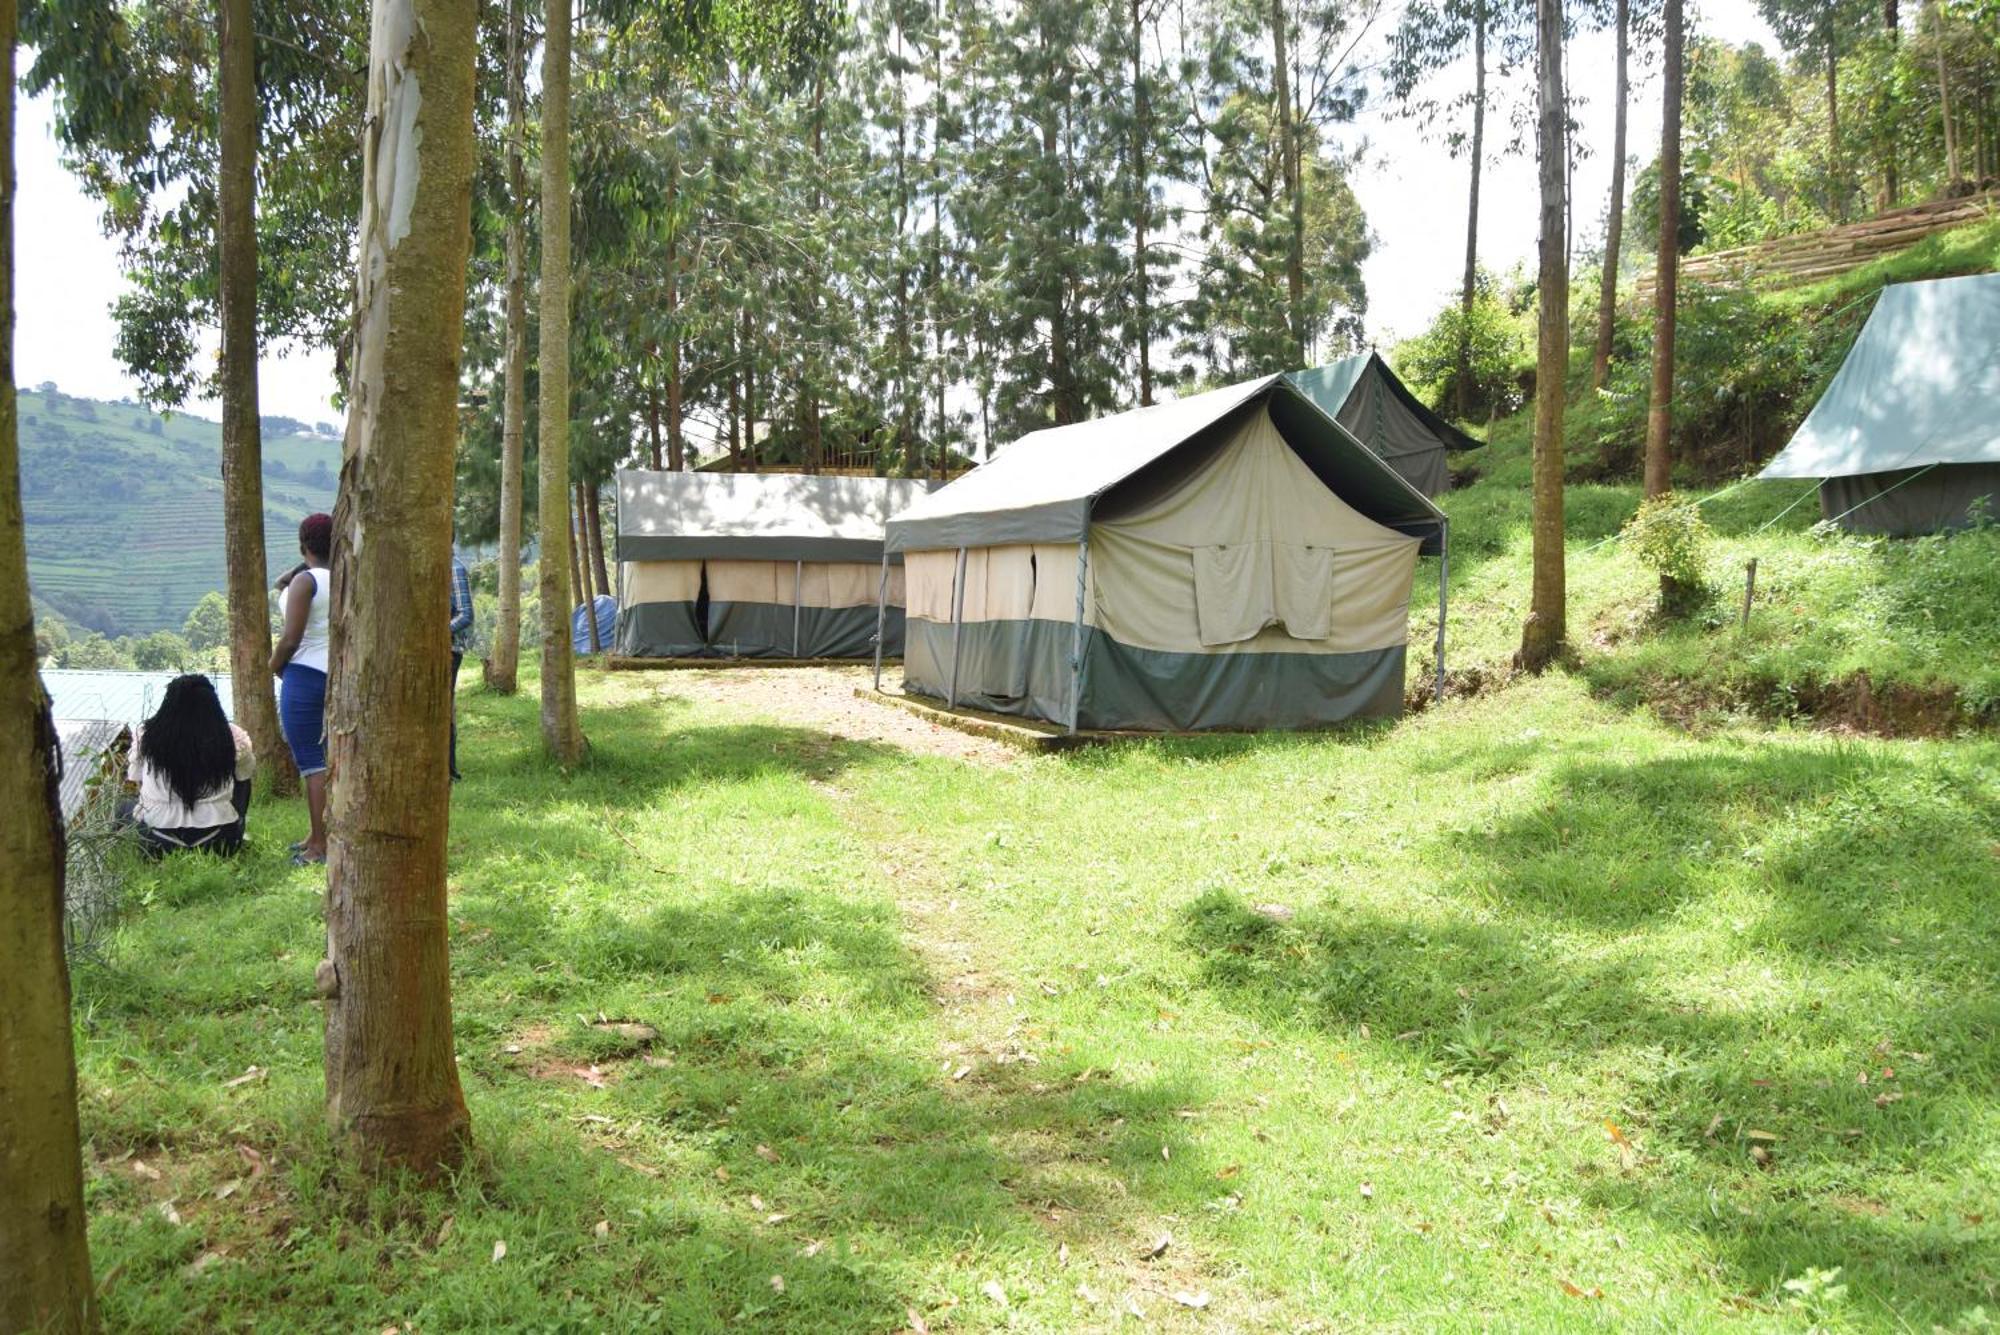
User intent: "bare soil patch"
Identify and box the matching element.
[643,665,1024,766]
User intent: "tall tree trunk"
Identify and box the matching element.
[727,355,742,469]
[217,0,296,798]
[1936,0,1961,182]
[1825,13,1844,219]
[664,160,684,473]
[1519,0,1568,672]
[576,481,602,654]
[537,0,585,764]
[1270,0,1306,363]
[0,13,96,1319]
[1592,0,1629,390]
[1880,0,1899,209]
[1131,0,1153,404]
[1458,0,1487,418]
[584,480,610,610]
[742,309,758,468]
[488,0,528,695]
[322,0,477,1175]
[1645,0,1683,503]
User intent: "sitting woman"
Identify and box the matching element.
[125,674,256,857]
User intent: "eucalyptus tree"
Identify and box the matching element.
[1644,0,1683,505]
[1520,0,1568,671]
[1388,0,1533,417]
[321,0,480,1175]
[0,10,97,1319]
[1754,0,1872,218]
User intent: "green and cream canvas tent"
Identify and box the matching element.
[1285,352,1481,497]
[879,374,1449,733]
[615,470,932,659]
[1759,273,2000,536]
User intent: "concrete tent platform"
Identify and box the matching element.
[857,685,1126,752]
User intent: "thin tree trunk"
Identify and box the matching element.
[1592,0,1629,390]
[568,490,586,609]
[1270,0,1305,363]
[1458,0,1487,417]
[584,479,610,609]
[1520,0,1568,671]
[1881,0,1899,209]
[742,309,757,468]
[1936,0,1961,182]
[217,0,296,798]
[321,0,476,1174]
[645,375,664,471]
[489,0,527,694]
[1131,0,1153,404]
[1645,0,1683,503]
[727,356,742,469]
[1826,14,1844,219]
[576,481,603,654]
[537,0,585,764]
[0,13,96,1318]
[664,160,684,472]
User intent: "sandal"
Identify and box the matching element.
[290,849,326,867]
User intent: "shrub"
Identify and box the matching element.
[1623,493,1715,617]
[1391,281,1532,423]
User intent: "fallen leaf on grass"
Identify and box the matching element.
[1140,1231,1172,1260]
[156,1202,183,1226]
[1749,1144,1773,1169]
[800,1240,825,1258]
[1359,1181,1375,1199]
[952,1064,973,1082]
[1874,1091,1904,1108]
[981,1280,1008,1307]
[434,1216,455,1247]
[706,993,733,1005]
[1560,1279,1604,1300]
[214,1179,241,1201]
[491,1239,507,1264]
[765,1213,790,1226]
[617,1157,661,1178]
[1743,1129,1778,1142]
[1161,1145,1171,1162]
[1058,1242,1069,1266]
[1076,1283,1102,1304]
[1216,1164,1240,1179]
[715,1166,731,1183]
[222,1066,266,1089]
[906,1307,930,1334]
[1174,1290,1212,1309]
[756,1144,781,1164]
[236,1145,266,1178]
[594,1220,610,1240]
[1703,1114,1723,1142]
[591,1020,658,1045]
[132,1160,162,1182]
[182,1250,225,1278]
[769,1275,785,1294]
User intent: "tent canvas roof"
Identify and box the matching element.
[885,374,1447,554]
[1286,353,1482,456]
[1760,273,2000,480]
[618,470,934,562]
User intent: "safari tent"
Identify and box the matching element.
[615,471,931,659]
[881,374,1449,733]
[1285,352,1481,497]
[1758,273,2000,536]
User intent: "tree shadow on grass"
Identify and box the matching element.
[1176,735,2000,1321]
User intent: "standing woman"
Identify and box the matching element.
[271,512,333,865]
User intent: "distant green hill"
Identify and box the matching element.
[20,387,341,636]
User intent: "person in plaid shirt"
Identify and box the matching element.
[449,554,473,781]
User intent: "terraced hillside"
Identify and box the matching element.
[19,388,340,635]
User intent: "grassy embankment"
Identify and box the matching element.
[72,662,2000,1331]
[1410,215,2000,729]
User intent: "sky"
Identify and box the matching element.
[14,0,1779,427]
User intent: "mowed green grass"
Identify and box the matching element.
[74,664,2000,1331]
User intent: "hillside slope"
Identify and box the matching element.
[20,389,340,635]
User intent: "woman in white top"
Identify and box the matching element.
[271,512,333,865]
[126,674,255,857]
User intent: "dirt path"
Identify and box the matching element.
[629,664,1024,766]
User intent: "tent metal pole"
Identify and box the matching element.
[1434,520,1449,705]
[946,547,967,709]
[871,550,889,692]
[792,559,803,658]
[1067,535,1089,735]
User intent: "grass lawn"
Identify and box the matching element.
[74,661,2000,1331]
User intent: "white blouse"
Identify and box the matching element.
[128,723,257,830]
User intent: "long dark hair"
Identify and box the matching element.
[137,675,235,810]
